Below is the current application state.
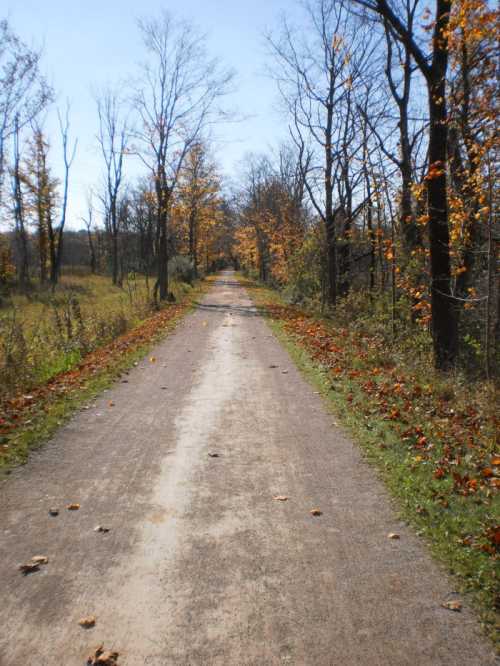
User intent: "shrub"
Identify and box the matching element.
[168,255,196,285]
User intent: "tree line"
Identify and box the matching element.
[0,2,498,375]
[233,0,498,375]
[0,13,234,302]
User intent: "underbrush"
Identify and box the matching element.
[245,278,499,646]
[0,273,191,398]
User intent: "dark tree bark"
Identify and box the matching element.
[353,0,458,369]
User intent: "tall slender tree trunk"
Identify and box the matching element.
[325,95,337,306]
[426,1,457,369]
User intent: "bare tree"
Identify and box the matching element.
[132,10,233,302]
[268,0,378,305]
[48,105,77,286]
[0,20,53,209]
[81,190,97,274]
[96,88,128,286]
[11,115,30,287]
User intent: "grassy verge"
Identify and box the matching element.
[0,278,207,475]
[243,277,499,647]
[0,273,193,394]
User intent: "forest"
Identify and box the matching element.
[0,0,499,659]
[1,0,497,390]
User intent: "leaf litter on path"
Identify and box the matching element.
[86,645,119,665]
[18,555,49,574]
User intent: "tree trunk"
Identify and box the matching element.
[427,25,457,369]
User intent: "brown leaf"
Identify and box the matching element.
[31,555,49,564]
[310,508,322,516]
[48,508,59,516]
[208,452,220,458]
[87,645,119,666]
[273,495,289,501]
[149,356,156,363]
[67,503,80,510]
[108,400,115,407]
[269,364,279,369]
[441,600,462,612]
[388,533,400,540]
[79,615,96,628]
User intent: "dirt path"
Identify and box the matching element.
[0,272,496,665]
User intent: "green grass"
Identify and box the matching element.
[246,278,499,649]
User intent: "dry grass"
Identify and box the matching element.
[0,272,191,397]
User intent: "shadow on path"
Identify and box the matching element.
[194,302,263,317]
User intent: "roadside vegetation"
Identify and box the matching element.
[0,271,193,398]
[0,270,205,473]
[246,276,499,644]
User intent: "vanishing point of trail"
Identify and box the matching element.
[0,272,496,665]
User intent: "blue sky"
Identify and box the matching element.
[4,0,301,227]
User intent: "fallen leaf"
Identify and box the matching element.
[273,495,289,501]
[310,508,322,516]
[149,356,156,363]
[491,456,500,466]
[31,555,49,564]
[441,600,462,612]
[67,503,80,510]
[108,401,115,407]
[269,364,279,369]
[79,615,96,628]
[97,652,120,665]
[87,646,119,666]
[94,525,110,533]
[388,533,400,540]
[48,507,59,516]
[202,321,208,327]
[208,452,220,458]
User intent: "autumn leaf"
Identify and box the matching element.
[108,400,115,407]
[273,495,289,501]
[94,525,110,533]
[149,356,156,363]
[79,615,96,628]
[48,508,59,516]
[31,555,49,564]
[387,533,400,540]
[67,503,80,510]
[208,452,220,458]
[310,508,322,516]
[441,600,462,612]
